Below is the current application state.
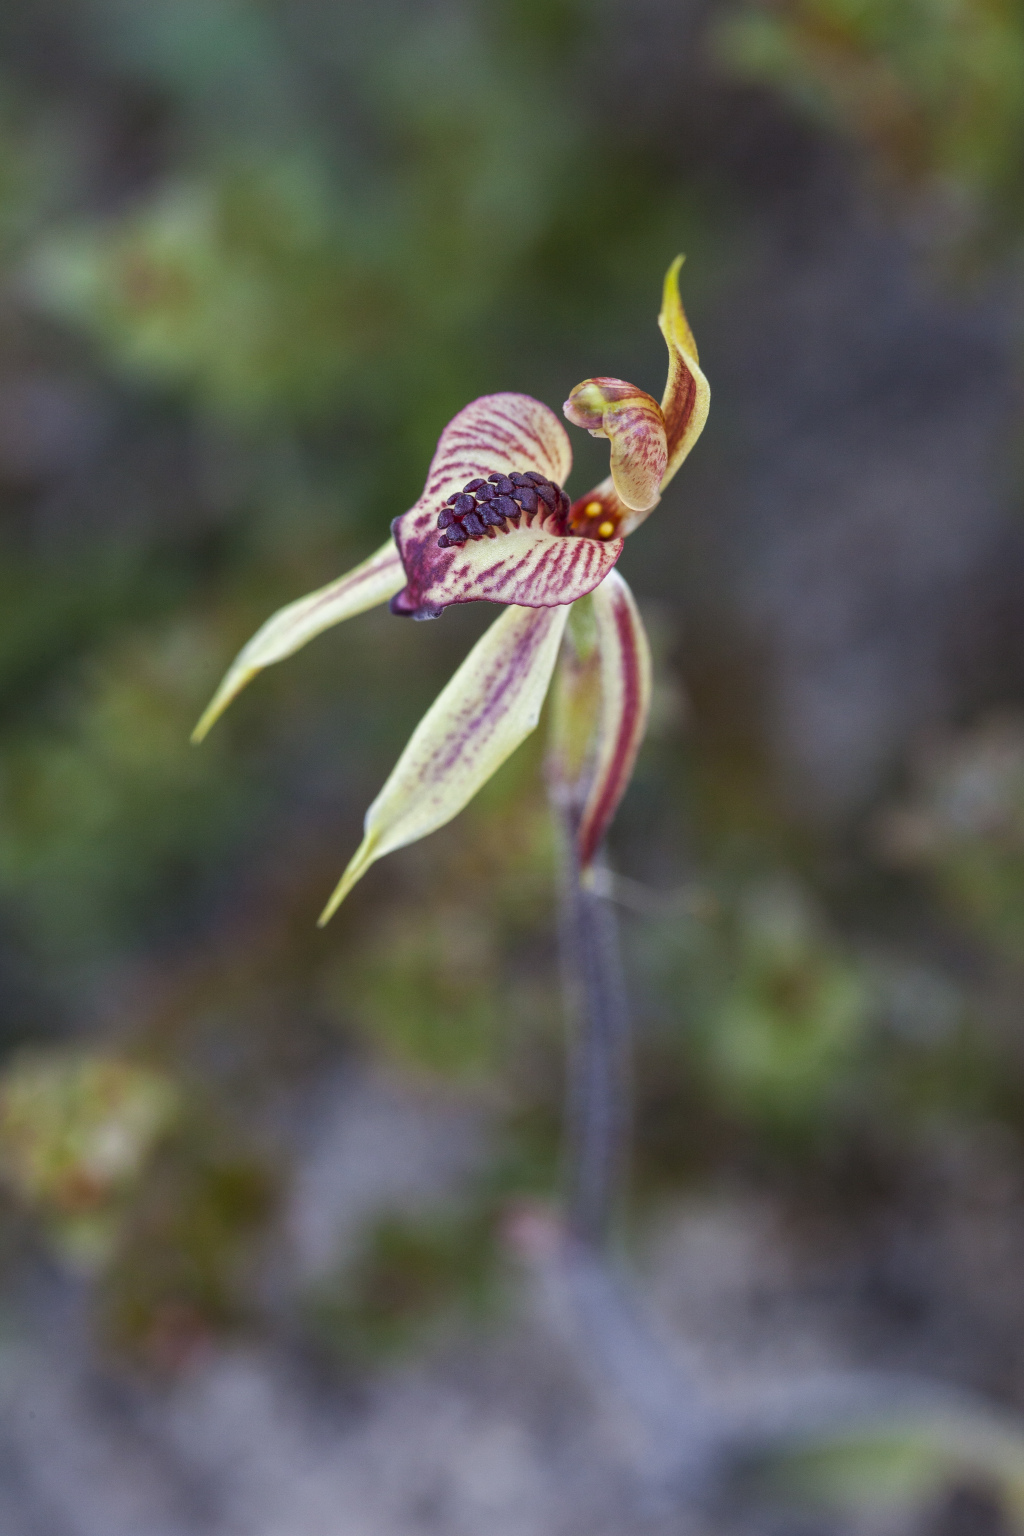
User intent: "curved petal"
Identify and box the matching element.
[658,255,710,489]
[318,602,571,922]
[563,377,667,513]
[419,391,573,504]
[192,538,403,742]
[548,572,651,867]
[578,570,652,865]
[391,393,593,618]
[566,257,710,540]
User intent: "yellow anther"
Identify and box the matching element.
[597,520,616,539]
[585,500,603,515]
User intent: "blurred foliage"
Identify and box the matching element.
[306,1205,500,1364]
[690,873,874,1128]
[718,0,1024,258]
[29,166,380,420]
[99,1118,280,1370]
[0,617,249,961]
[0,1048,177,1268]
[739,1407,1024,1530]
[629,857,999,1186]
[877,713,1024,962]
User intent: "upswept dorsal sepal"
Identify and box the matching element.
[563,256,709,537]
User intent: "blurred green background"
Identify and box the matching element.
[4,1,1024,1529]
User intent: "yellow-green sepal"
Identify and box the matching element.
[192,537,404,742]
[657,254,710,491]
[319,601,571,922]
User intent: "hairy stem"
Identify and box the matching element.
[553,800,632,1248]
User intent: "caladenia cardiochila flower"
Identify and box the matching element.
[192,257,709,922]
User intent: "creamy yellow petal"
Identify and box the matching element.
[548,571,652,864]
[192,538,403,742]
[657,255,710,489]
[548,596,603,797]
[318,602,571,922]
[577,570,652,865]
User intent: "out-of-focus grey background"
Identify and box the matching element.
[2,1,1024,1531]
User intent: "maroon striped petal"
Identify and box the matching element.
[419,391,573,505]
[576,571,652,865]
[392,518,624,618]
[652,255,709,515]
[390,393,622,617]
[549,572,651,866]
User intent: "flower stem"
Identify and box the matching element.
[553,799,631,1249]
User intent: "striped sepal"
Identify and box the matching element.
[192,538,404,742]
[319,602,571,921]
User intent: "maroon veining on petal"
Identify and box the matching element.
[389,392,622,618]
[577,572,651,867]
[391,511,623,618]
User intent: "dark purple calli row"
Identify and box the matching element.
[436,471,571,547]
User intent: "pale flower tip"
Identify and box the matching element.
[664,254,686,301]
[660,254,699,365]
[190,672,249,744]
[317,836,378,927]
[190,699,224,745]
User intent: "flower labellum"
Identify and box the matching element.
[193,257,708,916]
[387,392,621,620]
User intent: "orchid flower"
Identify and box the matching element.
[192,258,709,923]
